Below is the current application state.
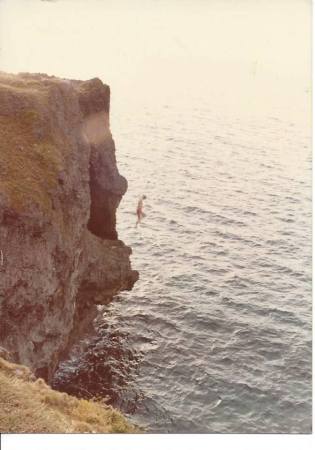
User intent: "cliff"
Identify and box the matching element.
[0,72,138,381]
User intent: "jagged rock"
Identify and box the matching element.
[0,72,138,381]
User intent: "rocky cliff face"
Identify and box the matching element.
[0,72,138,381]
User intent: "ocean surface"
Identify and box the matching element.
[53,103,312,433]
[1,0,311,434]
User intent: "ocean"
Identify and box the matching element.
[53,102,312,433]
[1,0,312,433]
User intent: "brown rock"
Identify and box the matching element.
[0,72,138,381]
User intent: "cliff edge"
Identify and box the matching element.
[0,72,138,381]
[0,354,138,433]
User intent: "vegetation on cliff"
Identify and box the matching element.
[0,76,63,214]
[0,357,137,433]
[0,112,62,213]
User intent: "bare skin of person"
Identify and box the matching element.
[136,195,146,227]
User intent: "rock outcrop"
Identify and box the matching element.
[0,72,138,381]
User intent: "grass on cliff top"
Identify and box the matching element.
[0,110,62,214]
[0,357,138,433]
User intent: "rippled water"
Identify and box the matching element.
[53,104,312,433]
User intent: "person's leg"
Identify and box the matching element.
[136,210,141,227]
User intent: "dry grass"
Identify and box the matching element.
[0,357,138,433]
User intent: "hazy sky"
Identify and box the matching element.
[0,0,311,119]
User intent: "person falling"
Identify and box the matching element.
[136,195,146,227]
